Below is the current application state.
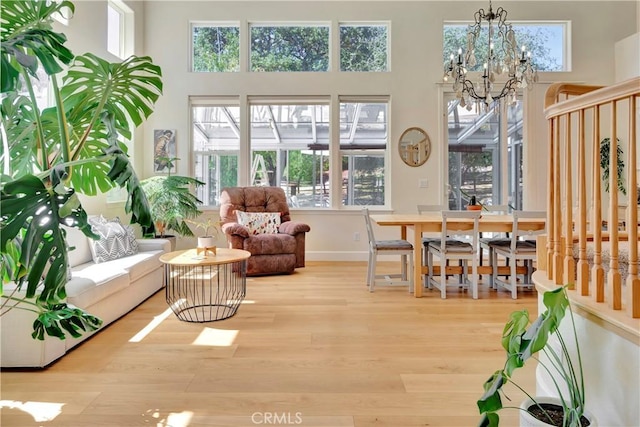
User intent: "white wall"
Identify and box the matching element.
[57,1,638,257]
[536,295,640,426]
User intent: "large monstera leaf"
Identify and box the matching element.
[0,0,75,91]
[0,173,103,340]
[60,53,162,195]
[1,173,95,300]
[0,93,41,177]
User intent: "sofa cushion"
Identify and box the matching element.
[236,211,281,235]
[243,233,296,255]
[88,216,138,263]
[66,265,130,308]
[109,250,164,282]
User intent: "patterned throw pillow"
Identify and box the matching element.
[88,216,138,263]
[236,211,281,235]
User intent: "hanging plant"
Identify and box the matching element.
[600,137,626,194]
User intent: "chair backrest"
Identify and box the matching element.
[510,210,547,251]
[362,208,377,246]
[219,187,291,225]
[439,210,481,249]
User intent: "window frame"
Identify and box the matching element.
[338,21,391,72]
[248,22,332,72]
[107,0,133,60]
[190,22,241,73]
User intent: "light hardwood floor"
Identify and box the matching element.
[1,261,537,427]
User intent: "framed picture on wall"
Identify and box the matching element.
[153,129,176,173]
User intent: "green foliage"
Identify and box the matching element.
[0,0,162,340]
[443,24,562,72]
[186,217,221,238]
[140,170,204,238]
[192,26,239,72]
[340,25,388,72]
[250,26,329,72]
[599,138,626,195]
[477,287,586,426]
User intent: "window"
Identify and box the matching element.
[250,24,330,72]
[191,24,240,72]
[107,0,133,59]
[250,100,330,207]
[446,95,523,210]
[443,22,569,72]
[340,98,388,206]
[191,97,389,208]
[192,101,240,206]
[339,23,389,72]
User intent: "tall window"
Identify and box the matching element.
[443,22,570,72]
[192,101,240,206]
[447,95,523,210]
[250,100,330,207]
[339,23,389,72]
[191,24,240,72]
[250,24,330,72]
[340,98,388,206]
[107,0,133,59]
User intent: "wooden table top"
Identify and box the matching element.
[370,213,546,233]
[159,248,251,266]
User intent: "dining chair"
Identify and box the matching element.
[417,204,445,287]
[477,204,510,288]
[489,210,546,299]
[362,208,414,293]
[427,210,481,299]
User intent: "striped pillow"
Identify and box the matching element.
[87,216,138,263]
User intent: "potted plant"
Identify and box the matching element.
[187,217,222,250]
[139,156,204,245]
[600,137,626,195]
[477,286,596,427]
[0,0,162,340]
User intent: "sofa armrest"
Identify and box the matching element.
[279,221,310,236]
[222,222,250,238]
[137,238,171,253]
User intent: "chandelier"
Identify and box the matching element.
[444,0,538,107]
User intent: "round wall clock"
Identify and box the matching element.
[399,127,431,167]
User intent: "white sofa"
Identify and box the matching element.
[0,225,170,368]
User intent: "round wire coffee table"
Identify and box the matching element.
[160,248,251,322]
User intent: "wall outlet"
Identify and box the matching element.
[419,179,429,188]
[353,232,360,241]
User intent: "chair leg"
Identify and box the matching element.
[401,254,407,281]
[510,256,517,299]
[491,249,498,288]
[427,250,434,289]
[408,252,414,294]
[440,256,447,299]
[423,247,429,288]
[487,247,495,289]
[471,254,478,299]
[368,251,376,292]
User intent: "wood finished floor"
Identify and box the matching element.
[1,261,537,427]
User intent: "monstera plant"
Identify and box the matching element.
[0,1,162,340]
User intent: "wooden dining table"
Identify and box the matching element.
[370,213,546,297]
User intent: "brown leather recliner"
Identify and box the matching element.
[219,187,310,276]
